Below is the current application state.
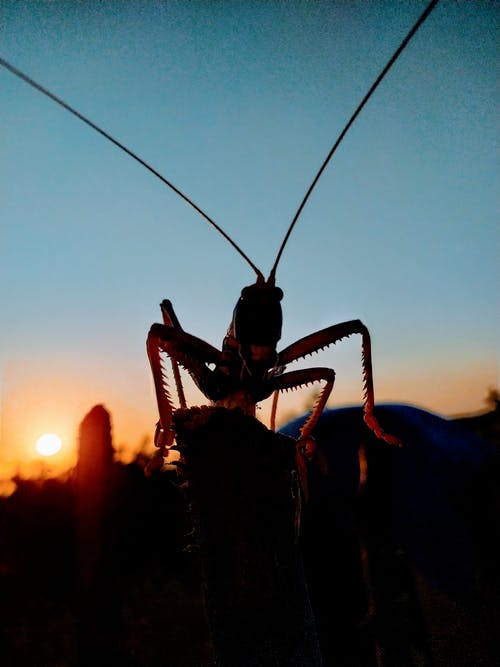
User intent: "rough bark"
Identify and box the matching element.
[173,406,322,666]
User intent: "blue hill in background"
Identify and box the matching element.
[281,404,498,598]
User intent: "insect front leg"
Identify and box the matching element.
[159,299,187,408]
[146,316,223,473]
[279,320,402,447]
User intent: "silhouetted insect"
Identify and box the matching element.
[0,0,440,476]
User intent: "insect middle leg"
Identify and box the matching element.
[269,368,336,440]
[267,368,335,499]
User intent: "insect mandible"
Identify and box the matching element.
[0,0,440,475]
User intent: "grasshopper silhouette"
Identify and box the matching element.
[145,0,440,467]
[0,1,440,474]
[146,271,401,472]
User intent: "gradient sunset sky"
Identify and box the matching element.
[1,0,498,473]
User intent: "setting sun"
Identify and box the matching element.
[35,433,62,457]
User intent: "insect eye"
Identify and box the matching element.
[241,286,253,299]
[240,284,283,302]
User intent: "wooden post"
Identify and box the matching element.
[173,406,322,666]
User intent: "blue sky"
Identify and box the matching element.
[1,0,498,465]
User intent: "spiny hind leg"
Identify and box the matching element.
[278,320,402,447]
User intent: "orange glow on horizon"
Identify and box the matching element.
[0,355,497,484]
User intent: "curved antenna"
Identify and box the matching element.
[0,56,263,279]
[269,0,440,280]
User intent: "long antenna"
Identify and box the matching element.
[0,56,263,279]
[269,0,440,280]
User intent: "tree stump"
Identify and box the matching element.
[172,406,322,666]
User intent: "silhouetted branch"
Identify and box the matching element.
[173,406,322,665]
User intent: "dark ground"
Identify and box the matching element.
[0,404,499,666]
